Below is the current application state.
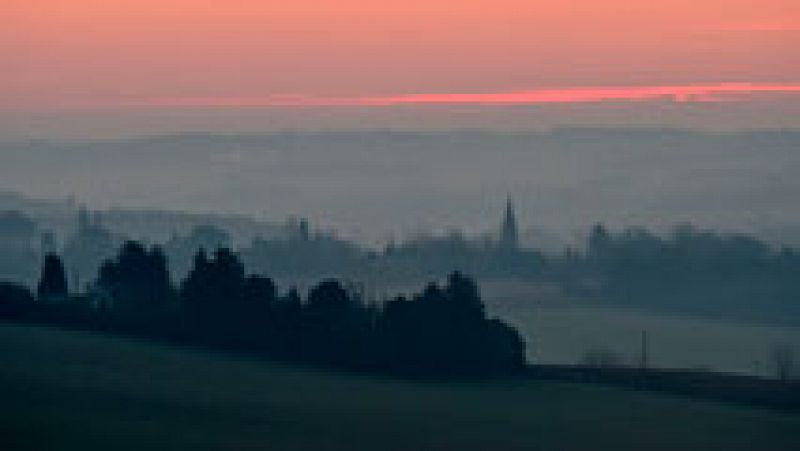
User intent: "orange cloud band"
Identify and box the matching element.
[134,83,800,107]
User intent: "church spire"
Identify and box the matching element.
[500,196,519,250]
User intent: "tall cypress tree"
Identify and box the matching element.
[37,253,68,301]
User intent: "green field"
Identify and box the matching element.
[1,323,798,451]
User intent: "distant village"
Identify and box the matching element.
[1,191,799,328]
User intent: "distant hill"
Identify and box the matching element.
[0,189,287,247]
[3,128,800,246]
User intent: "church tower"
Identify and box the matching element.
[500,197,519,250]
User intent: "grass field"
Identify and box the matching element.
[1,323,798,450]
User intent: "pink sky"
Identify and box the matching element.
[1,1,798,130]
[131,83,800,107]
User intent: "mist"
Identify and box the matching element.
[2,128,800,247]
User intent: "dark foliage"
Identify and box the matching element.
[0,282,34,318]
[180,248,277,348]
[97,241,175,316]
[8,242,525,377]
[559,223,800,324]
[37,253,69,302]
[3,205,799,326]
[379,273,524,376]
[300,279,376,367]
[163,245,526,376]
[4,239,799,408]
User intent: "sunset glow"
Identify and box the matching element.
[2,1,798,131]
[134,84,800,107]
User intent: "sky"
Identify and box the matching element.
[2,1,799,135]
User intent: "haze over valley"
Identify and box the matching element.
[3,128,800,248]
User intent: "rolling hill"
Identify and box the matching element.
[1,322,798,450]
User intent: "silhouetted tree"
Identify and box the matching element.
[270,287,303,357]
[302,279,374,366]
[37,253,69,302]
[180,248,277,348]
[0,282,34,318]
[96,241,174,315]
[242,275,276,315]
[444,271,485,317]
[181,248,240,336]
[164,224,231,279]
[7,236,528,377]
[378,272,524,376]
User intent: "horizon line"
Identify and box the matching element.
[126,83,800,108]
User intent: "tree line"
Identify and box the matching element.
[3,207,799,326]
[556,223,800,324]
[0,241,525,377]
